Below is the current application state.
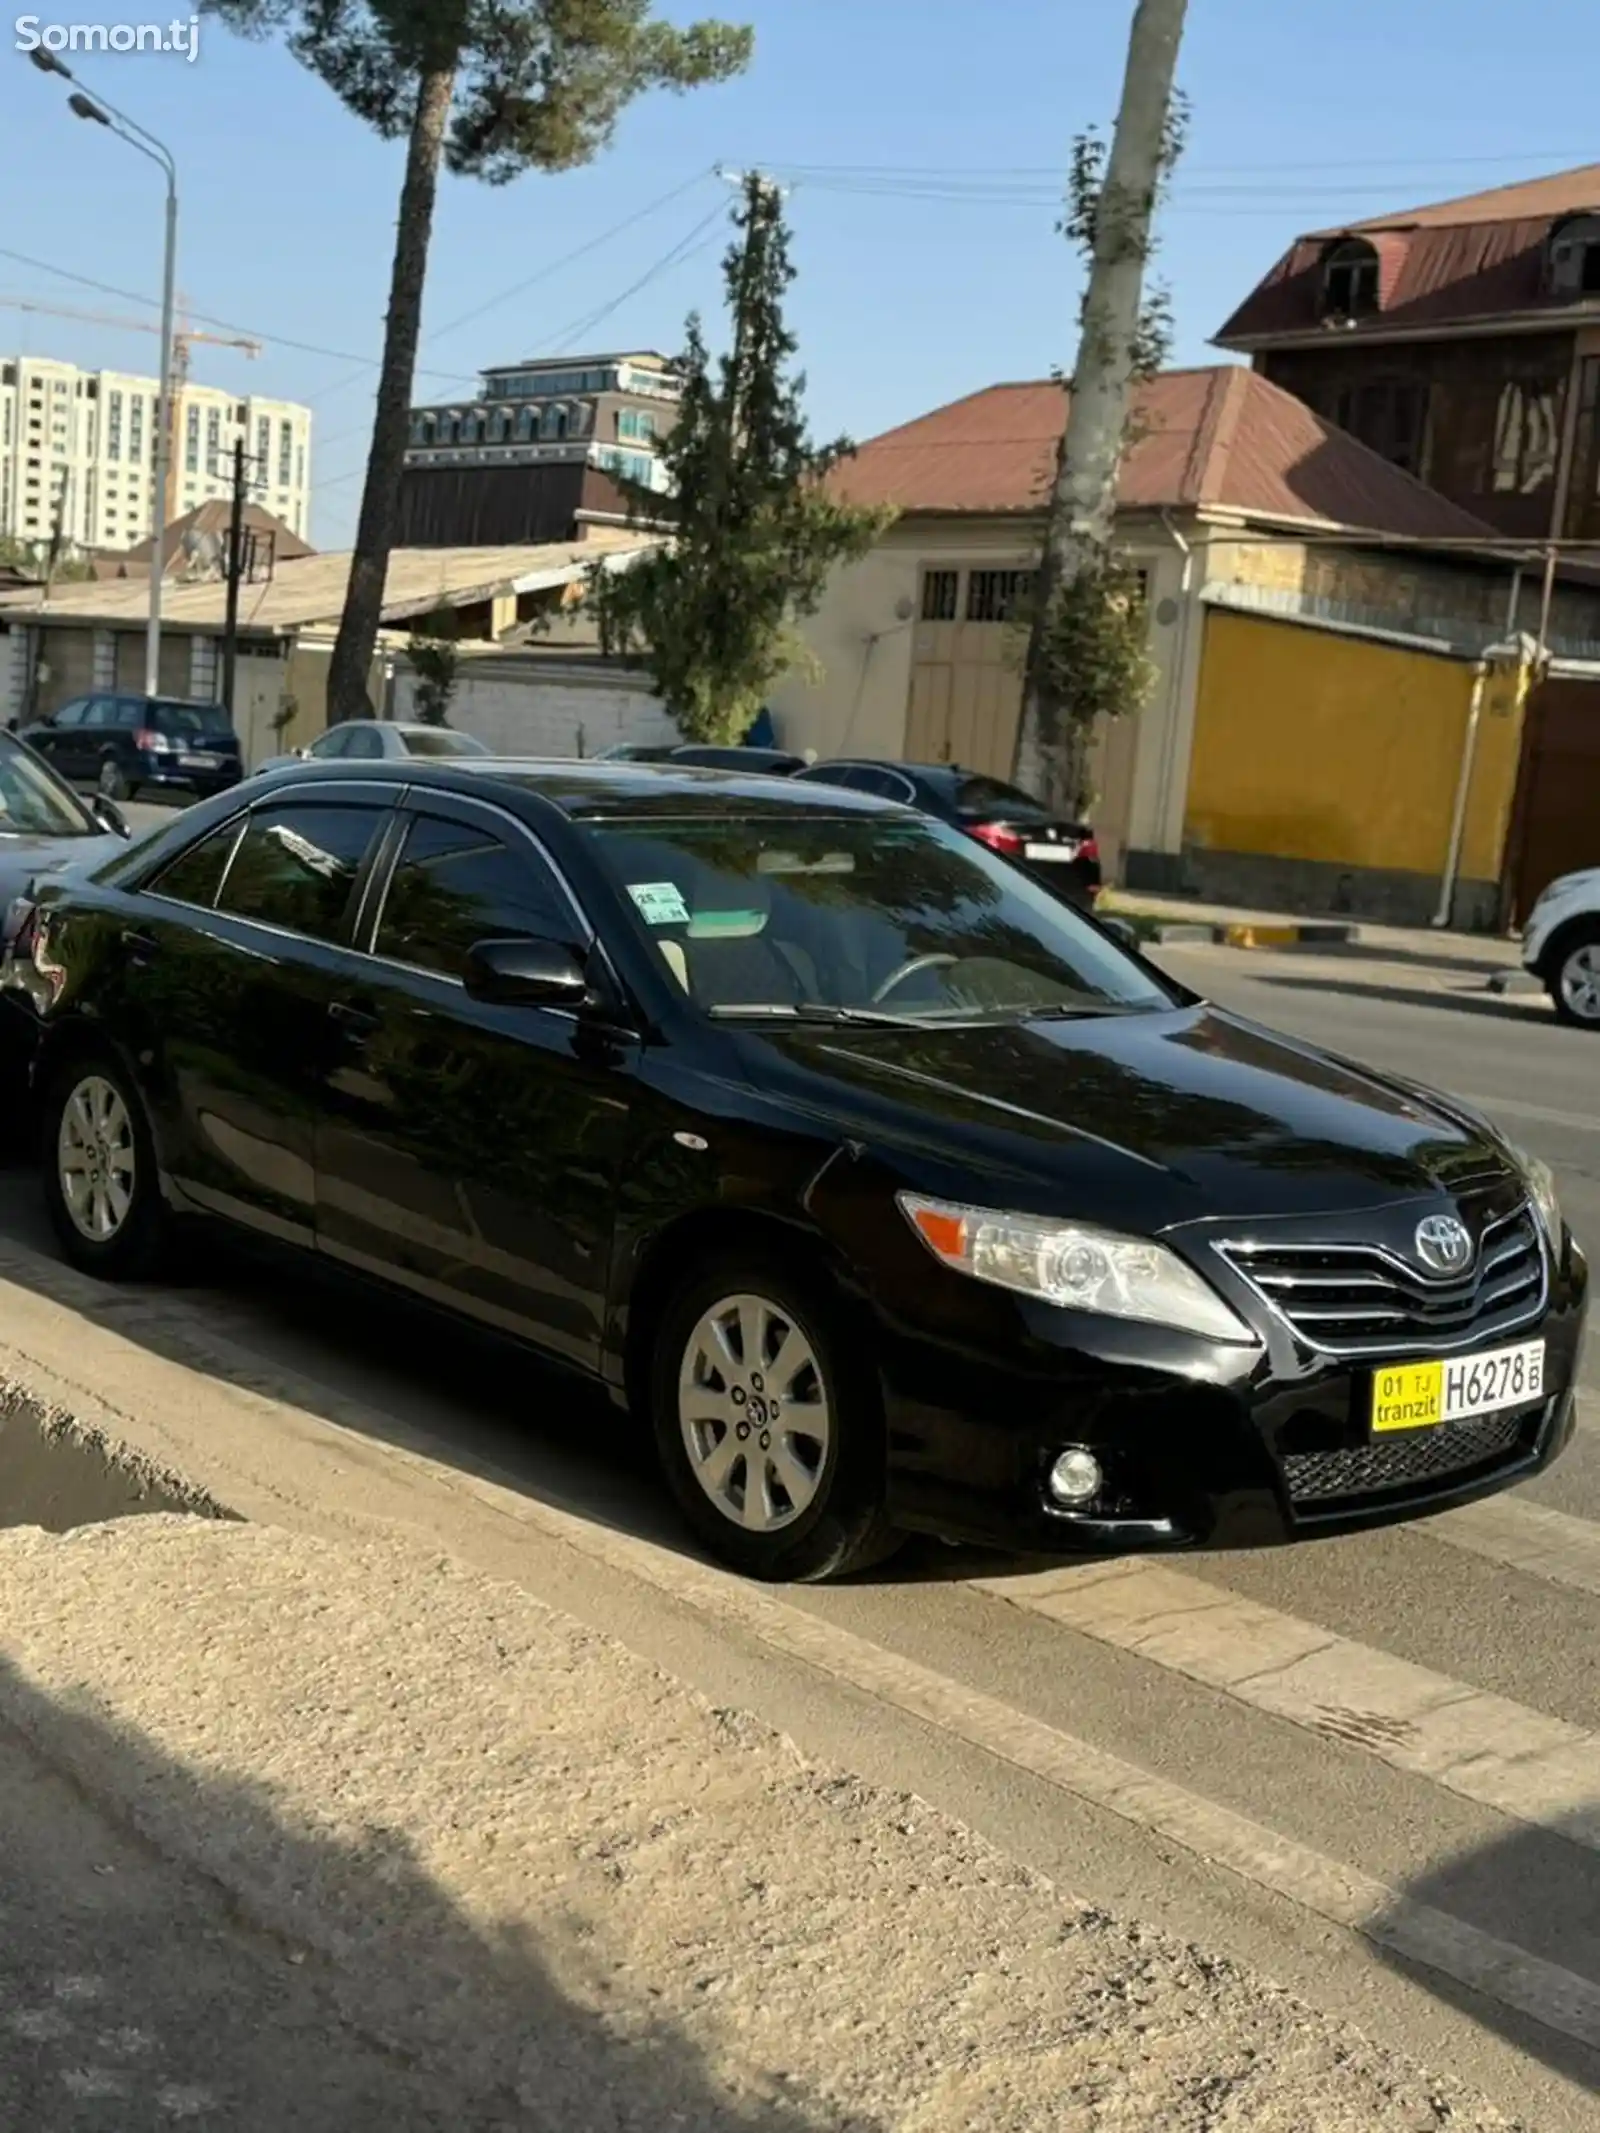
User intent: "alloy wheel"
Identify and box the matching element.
[1558,942,1600,1025]
[98,759,127,800]
[677,1291,832,1533]
[57,1074,137,1242]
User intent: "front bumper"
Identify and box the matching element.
[874,1232,1587,1558]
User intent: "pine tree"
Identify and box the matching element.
[203,1,753,722]
[591,175,893,743]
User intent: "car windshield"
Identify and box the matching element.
[0,732,95,838]
[152,701,234,740]
[579,810,1173,1022]
[402,728,489,757]
[951,774,1058,824]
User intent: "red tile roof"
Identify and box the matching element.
[1217,163,1600,346]
[832,367,1497,543]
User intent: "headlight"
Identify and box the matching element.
[897,1194,1257,1344]
[1510,1145,1563,1249]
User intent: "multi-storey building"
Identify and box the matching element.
[0,354,313,554]
[1215,164,1600,544]
[398,350,680,546]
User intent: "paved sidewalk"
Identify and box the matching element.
[0,1515,1527,2131]
[1104,889,1525,970]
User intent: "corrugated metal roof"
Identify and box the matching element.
[1218,164,1600,345]
[830,366,1498,542]
[0,530,658,633]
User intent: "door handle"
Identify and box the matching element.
[328,1000,379,1038]
[121,927,156,967]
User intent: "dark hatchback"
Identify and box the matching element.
[795,760,1102,907]
[1,761,1584,1580]
[19,693,243,802]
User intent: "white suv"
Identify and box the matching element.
[1522,867,1600,1029]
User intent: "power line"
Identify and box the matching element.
[0,244,467,382]
[310,202,729,497]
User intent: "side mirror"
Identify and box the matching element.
[89,794,130,838]
[464,936,591,1008]
[1099,915,1138,954]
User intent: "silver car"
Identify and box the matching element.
[257,720,492,774]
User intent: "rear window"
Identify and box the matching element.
[952,774,1055,823]
[151,701,235,741]
[402,728,489,758]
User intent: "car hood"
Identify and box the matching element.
[0,831,126,907]
[745,1004,1516,1226]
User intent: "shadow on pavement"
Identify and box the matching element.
[1254,972,1554,1025]
[0,1206,972,1589]
[0,1639,867,2130]
[1375,1814,1600,2102]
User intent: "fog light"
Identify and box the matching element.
[1047,1448,1103,1507]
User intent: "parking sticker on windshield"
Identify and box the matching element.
[628,881,690,926]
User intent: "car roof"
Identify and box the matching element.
[241,756,904,818]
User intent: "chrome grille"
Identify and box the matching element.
[1284,1411,1528,1505]
[1219,1203,1544,1358]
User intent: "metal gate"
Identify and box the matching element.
[1505,676,1600,924]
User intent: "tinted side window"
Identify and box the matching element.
[52,700,90,729]
[309,729,350,758]
[374,813,573,981]
[149,820,241,909]
[81,698,119,729]
[216,802,386,944]
[797,765,859,790]
[342,724,384,760]
[115,700,145,729]
[855,768,915,800]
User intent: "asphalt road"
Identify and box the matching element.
[0,913,1597,2124]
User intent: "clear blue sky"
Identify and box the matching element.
[2,0,1595,545]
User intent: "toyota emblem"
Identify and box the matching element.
[1415,1214,1474,1276]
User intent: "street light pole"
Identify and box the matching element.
[29,51,177,698]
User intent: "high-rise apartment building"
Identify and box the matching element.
[0,354,313,554]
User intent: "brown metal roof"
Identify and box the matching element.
[1218,163,1600,346]
[1341,164,1600,234]
[830,367,1498,543]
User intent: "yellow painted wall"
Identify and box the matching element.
[1185,610,1519,884]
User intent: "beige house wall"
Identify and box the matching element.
[772,513,1196,882]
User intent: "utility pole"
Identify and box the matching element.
[1014,0,1188,807]
[217,438,267,719]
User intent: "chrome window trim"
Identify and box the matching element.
[1211,1203,1548,1361]
[357,784,620,1022]
[142,812,249,916]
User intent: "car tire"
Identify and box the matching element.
[650,1251,901,1582]
[97,756,130,802]
[1547,923,1600,1030]
[41,1052,172,1279]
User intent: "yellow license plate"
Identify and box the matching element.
[1371,1338,1544,1434]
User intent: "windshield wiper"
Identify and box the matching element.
[706,1003,930,1028]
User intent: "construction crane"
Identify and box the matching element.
[0,294,263,532]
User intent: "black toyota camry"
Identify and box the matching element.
[1,761,1585,1580]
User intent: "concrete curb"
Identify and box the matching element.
[1139,920,1362,950]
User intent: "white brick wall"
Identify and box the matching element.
[390,658,674,758]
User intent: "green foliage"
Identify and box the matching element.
[590,176,894,744]
[406,609,460,725]
[1025,557,1155,740]
[1060,92,1188,382]
[202,1,753,184]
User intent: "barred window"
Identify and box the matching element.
[966,569,1036,623]
[920,570,959,621]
